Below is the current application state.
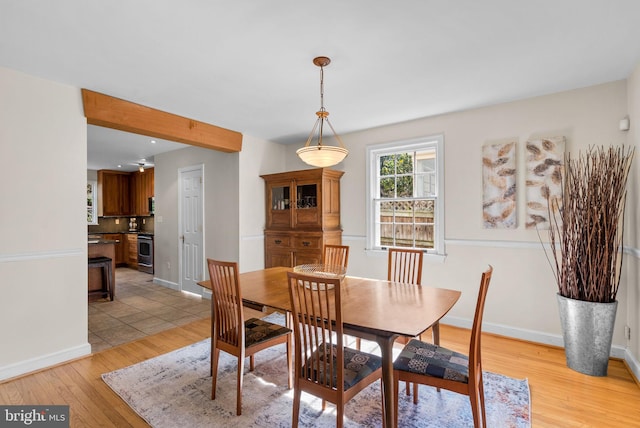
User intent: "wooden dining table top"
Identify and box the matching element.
[197,266,461,340]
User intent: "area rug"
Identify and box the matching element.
[103,313,530,427]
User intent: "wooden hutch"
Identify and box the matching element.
[261,168,344,268]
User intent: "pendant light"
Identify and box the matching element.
[296,56,349,168]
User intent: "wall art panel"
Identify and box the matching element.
[525,136,565,229]
[482,141,517,229]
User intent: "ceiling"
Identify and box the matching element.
[2,1,640,170]
[86,125,187,171]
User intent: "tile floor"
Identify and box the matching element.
[88,267,211,352]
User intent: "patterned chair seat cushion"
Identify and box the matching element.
[393,339,469,383]
[304,343,382,390]
[244,318,291,348]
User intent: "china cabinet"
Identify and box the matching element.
[261,168,343,268]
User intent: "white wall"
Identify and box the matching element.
[626,63,640,376]
[238,134,286,272]
[153,146,239,292]
[0,67,90,380]
[283,80,637,359]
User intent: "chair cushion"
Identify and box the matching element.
[393,339,469,383]
[244,318,291,347]
[304,343,382,390]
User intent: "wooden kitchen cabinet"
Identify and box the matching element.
[98,168,154,217]
[130,168,154,216]
[102,233,124,265]
[98,170,131,216]
[261,168,343,268]
[124,233,138,269]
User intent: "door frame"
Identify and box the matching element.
[178,164,205,296]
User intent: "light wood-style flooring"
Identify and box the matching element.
[1,312,639,427]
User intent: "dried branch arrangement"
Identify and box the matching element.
[547,146,634,303]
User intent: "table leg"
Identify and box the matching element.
[376,334,397,428]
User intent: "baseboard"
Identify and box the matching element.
[625,348,640,383]
[152,277,179,291]
[0,343,91,382]
[443,315,628,359]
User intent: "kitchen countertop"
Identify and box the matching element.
[88,239,119,245]
[88,231,154,236]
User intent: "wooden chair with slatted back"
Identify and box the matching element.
[393,266,493,428]
[207,258,293,415]
[388,247,424,285]
[387,247,435,399]
[323,245,354,348]
[287,271,383,428]
[323,244,349,270]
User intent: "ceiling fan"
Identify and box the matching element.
[126,159,155,172]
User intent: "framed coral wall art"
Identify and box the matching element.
[482,141,517,229]
[525,136,565,229]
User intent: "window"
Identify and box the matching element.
[87,181,98,225]
[366,136,444,255]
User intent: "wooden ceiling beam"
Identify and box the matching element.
[81,89,242,153]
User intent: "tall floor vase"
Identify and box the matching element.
[556,293,617,376]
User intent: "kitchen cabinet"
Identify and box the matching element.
[261,168,343,268]
[124,233,138,269]
[98,168,154,217]
[130,168,154,216]
[98,170,131,216]
[102,233,124,265]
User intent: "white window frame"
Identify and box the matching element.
[365,135,445,258]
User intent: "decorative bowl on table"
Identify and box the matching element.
[292,264,347,290]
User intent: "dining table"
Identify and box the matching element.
[198,266,461,428]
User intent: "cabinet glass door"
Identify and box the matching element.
[295,184,317,209]
[268,183,291,228]
[271,185,291,210]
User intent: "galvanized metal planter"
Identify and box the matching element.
[556,293,617,376]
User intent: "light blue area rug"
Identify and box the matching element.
[103,314,530,427]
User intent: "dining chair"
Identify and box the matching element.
[323,244,356,348]
[387,248,435,343]
[287,271,383,428]
[388,247,424,285]
[207,258,293,415]
[387,247,435,399]
[323,244,350,270]
[393,265,493,427]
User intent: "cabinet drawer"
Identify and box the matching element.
[293,235,322,250]
[266,234,291,247]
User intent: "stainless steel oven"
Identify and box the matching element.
[137,233,154,274]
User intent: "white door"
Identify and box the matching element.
[179,165,204,295]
